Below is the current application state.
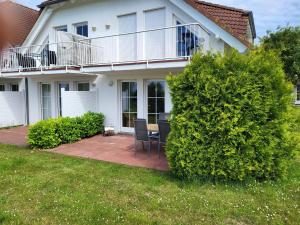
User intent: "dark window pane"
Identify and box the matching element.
[122,98,129,113]
[122,82,129,98]
[11,84,19,92]
[83,25,88,37]
[129,113,137,127]
[130,98,137,112]
[0,85,4,91]
[157,98,165,113]
[130,82,137,97]
[148,81,156,97]
[148,114,156,124]
[297,85,300,101]
[148,98,156,113]
[156,81,165,97]
[77,83,89,91]
[122,113,130,127]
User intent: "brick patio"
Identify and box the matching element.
[0,127,168,171]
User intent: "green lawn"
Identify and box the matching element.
[1,107,300,225]
[0,144,299,225]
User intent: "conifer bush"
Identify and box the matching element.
[166,49,297,181]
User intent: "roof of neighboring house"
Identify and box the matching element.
[0,0,40,46]
[185,0,256,46]
[38,0,256,47]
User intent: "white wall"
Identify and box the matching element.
[61,90,97,117]
[28,0,223,54]
[0,91,25,127]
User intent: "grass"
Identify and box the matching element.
[0,108,299,225]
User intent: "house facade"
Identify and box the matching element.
[0,0,256,132]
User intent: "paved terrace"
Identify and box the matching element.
[0,127,168,171]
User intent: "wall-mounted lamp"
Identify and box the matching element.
[108,80,114,87]
[92,26,97,32]
[105,24,111,30]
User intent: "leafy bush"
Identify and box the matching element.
[28,119,61,149]
[166,49,298,181]
[56,117,82,144]
[28,112,105,149]
[79,112,105,138]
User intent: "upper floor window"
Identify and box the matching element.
[74,22,88,37]
[56,25,68,32]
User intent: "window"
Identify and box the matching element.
[147,80,165,124]
[121,82,137,128]
[77,82,90,91]
[10,84,19,92]
[0,84,5,92]
[56,25,68,32]
[177,21,199,57]
[58,83,70,117]
[75,22,88,37]
[297,85,300,101]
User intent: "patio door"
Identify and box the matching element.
[147,80,166,124]
[121,81,137,132]
[41,83,52,120]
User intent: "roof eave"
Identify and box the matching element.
[38,0,68,9]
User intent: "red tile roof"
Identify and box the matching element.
[185,0,256,46]
[0,0,40,46]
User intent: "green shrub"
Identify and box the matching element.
[166,49,298,181]
[56,117,82,144]
[28,119,61,149]
[28,112,105,149]
[80,112,105,138]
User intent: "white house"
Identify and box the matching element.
[0,0,256,132]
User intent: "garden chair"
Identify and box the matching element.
[159,113,170,120]
[134,119,158,155]
[157,120,170,158]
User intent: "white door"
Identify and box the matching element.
[118,13,137,62]
[41,83,52,120]
[121,81,138,132]
[145,9,165,60]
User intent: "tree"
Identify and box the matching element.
[166,49,297,181]
[261,26,300,84]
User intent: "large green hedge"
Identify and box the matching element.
[28,112,105,149]
[166,49,298,181]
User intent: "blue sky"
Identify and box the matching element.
[17,0,300,41]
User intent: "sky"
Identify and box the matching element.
[16,0,300,41]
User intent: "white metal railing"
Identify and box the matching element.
[0,23,208,73]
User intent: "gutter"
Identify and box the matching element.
[38,0,69,8]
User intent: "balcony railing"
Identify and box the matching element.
[0,23,209,73]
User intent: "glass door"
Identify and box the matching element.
[121,81,137,132]
[147,80,165,124]
[58,82,70,117]
[41,83,52,120]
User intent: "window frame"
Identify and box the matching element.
[74,22,89,37]
[76,82,90,91]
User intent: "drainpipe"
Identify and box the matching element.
[25,77,30,126]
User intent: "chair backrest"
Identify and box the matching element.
[158,120,170,143]
[159,113,170,120]
[134,119,149,141]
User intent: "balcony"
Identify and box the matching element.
[0,23,209,75]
